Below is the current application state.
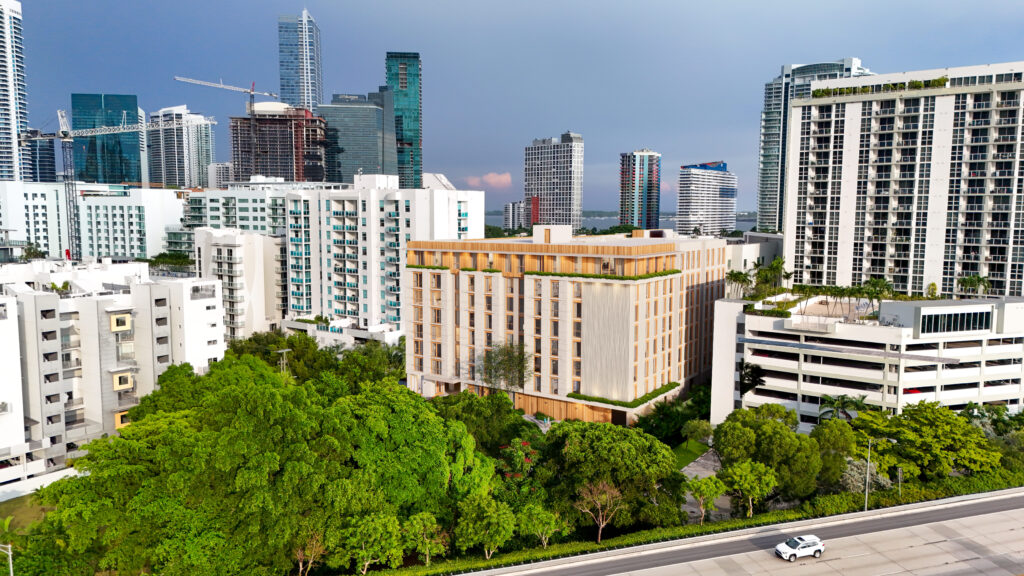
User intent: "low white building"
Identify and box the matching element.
[0,260,225,489]
[711,295,1024,431]
[726,231,783,273]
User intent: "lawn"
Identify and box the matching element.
[672,441,709,469]
[0,493,46,532]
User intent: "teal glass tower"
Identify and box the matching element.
[71,94,144,184]
[315,88,397,184]
[385,52,422,188]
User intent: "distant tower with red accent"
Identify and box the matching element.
[524,132,584,231]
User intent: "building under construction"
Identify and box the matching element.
[230,102,326,182]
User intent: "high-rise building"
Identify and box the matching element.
[758,58,872,233]
[524,132,584,230]
[0,1,26,181]
[315,89,397,183]
[782,61,1024,297]
[503,200,526,230]
[404,226,727,421]
[278,9,322,110]
[386,52,422,188]
[619,149,661,229]
[71,94,147,185]
[25,136,56,182]
[147,105,214,189]
[0,260,224,491]
[229,102,326,183]
[677,161,737,236]
[207,162,233,189]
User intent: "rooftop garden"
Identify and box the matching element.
[811,76,948,99]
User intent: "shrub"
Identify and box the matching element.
[567,381,680,409]
[802,492,861,517]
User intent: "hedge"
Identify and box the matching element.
[407,264,448,270]
[567,381,680,409]
[524,269,681,282]
[744,306,792,319]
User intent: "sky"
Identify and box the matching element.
[22,0,1024,211]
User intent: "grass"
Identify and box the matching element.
[672,441,709,469]
[0,494,45,532]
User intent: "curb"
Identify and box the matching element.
[474,485,1024,575]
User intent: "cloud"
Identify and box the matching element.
[465,172,512,189]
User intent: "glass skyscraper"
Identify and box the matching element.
[315,88,397,184]
[619,149,661,229]
[386,52,422,189]
[0,1,27,181]
[25,136,56,182]
[757,58,872,233]
[278,10,322,110]
[71,93,145,185]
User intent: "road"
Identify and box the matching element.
[495,494,1024,576]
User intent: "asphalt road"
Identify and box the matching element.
[504,494,1024,576]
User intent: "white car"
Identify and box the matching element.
[775,535,825,562]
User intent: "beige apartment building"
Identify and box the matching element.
[404,226,726,422]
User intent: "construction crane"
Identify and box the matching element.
[174,77,280,179]
[19,111,216,261]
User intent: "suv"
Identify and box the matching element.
[775,535,825,562]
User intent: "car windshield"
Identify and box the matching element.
[784,538,801,549]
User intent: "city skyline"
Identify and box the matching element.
[21,1,1024,210]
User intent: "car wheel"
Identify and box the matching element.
[814,550,822,558]
[788,554,796,562]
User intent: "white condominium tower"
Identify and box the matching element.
[677,162,737,236]
[758,58,872,233]
[783,61,1024,297]
[524,132,584,231]
[0,0,26,181]
[147,105,214,188]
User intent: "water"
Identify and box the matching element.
[485,214,757,233]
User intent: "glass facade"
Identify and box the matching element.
[386,52,422,189]
[71,93,144,185]
[278,10,322,110]
[25,137,56,182]
[315,89,397,183]
[0,2,27,181]
[619,150,661,229]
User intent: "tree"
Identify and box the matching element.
[341,514,404,575]
[574,481,625,543]
[725,270,752,299]
[862,278,893,315]
[19,243,46,262]
[810,418,856,488]
[494,438,544,510]
[721,460,777,518]
[712,420,756,466]
[633,395,694,445]
[431,391,538,457]
[756,421,821,501]
[455,494,515,559]
[689,475,727,526]
[403,512,447,566]
[692,226,701,237]
[956,275,990,296]
[738,361,766,395]
[819,394,868,422]
[516,503,564,548]
[480,341,531,395]
[485,224,507,238]
[681,419,712,449]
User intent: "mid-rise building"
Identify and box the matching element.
[0,1,27,181]
[0,182,184,260]
[71,94,147,185]
[147,105,214,189]
[315,90,398,184]
[405,226,727,422]
[385,52,422,189]
[758,58,873,233]
[524,132,584,230]
[677,161,737,236]
[0,260,224,489]
[783,61,1024,297]
[194,227,285,341]
[503,200,526,231]
[230,102,326,183]
[278,9,322,110]
[24,137,56,183]
[712,295,1024,431]
[207,162,233,189]
[619,149,661,230]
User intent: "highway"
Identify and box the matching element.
[490,494,1024,576]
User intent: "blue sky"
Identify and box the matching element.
[24,1,1024,211]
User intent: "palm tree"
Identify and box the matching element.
[862,278,893,315]
[957,275,979,297]
[818,394,868,421]
[739,360,766,395]
[726,270,752,299]
[977,276,991,296]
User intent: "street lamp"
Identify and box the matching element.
[864,437,897,511]
[276,348,291,374]
[0,542,13,576]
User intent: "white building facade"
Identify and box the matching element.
[0,1,26,181]
[147,105,215,189]
[784,61,1024,297]
[711,296,1024,431]
[503,200,525,231]
[677,162,737,236]
[207,162,233,189]
[524,132,584,231]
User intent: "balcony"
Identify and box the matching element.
[998,100,1021,108]
[973,101,992,110]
